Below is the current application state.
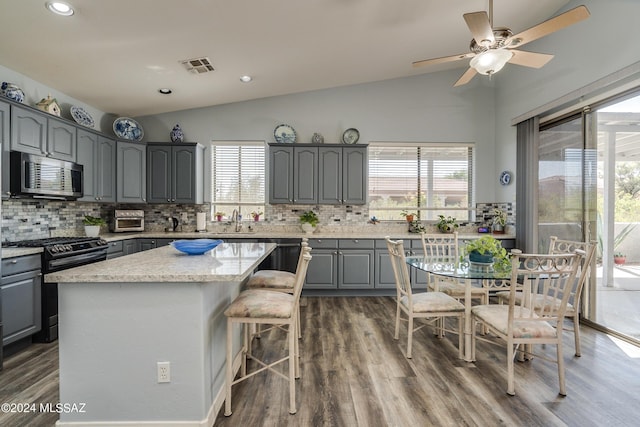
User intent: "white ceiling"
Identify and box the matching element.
[0,0,572,117]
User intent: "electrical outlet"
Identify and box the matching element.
[157,361,170,383]
[180,212,188,223]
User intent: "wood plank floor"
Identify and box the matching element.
[1,296,640,426]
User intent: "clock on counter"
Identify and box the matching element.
[499,170,512,185]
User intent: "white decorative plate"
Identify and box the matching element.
[342,128,360,144]
[113,117,144,141]
[70,106,95,128]
[499,170,512,185]
[274,124,297,143]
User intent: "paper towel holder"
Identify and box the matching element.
[196,212,207,232]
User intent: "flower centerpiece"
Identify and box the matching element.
[82,215,106,237]
[461,235,510,271]
[436,215,459,233]
[299,210,319,234]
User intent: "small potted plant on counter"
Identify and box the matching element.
[492,208,507,234]
[461,235,510,271]
[83,215,106,237]
[614,252,627,265]
[299,210,319,234]
[215,212,225,221]
[251,211,263,222]
[437,215,459,233]
[401,210,416,223]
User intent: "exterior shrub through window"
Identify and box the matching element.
[210,141,265,221]
[368,142,473,221]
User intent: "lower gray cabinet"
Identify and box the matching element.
[106,241,124,259]
[1,254,42,346]
[374,240,396,289]
[123,239,139,255]
[138,239,157,252]
[304,239,374,290]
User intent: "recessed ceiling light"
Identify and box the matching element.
[45,1,74,16]
[240,75,253,83]
[158,88,172,95]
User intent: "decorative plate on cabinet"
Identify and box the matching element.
[113,117,144,141]
[499,170,512,185]
[70,106,95,128]
[274,124,297,143]
[342,128,360,144]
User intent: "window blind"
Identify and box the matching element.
[210,141,265,217]
[368,142,473,221]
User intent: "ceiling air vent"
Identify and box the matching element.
[180,57,215,74]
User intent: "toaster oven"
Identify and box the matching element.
[113,210,144,232]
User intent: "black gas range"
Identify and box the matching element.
[5,236,109,342]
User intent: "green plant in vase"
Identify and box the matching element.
[299,210,319,234]
[436,215,459,233]
[461,235,510,271]
[82,215,106,237]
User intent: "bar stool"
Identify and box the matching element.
[245,238,308,339]
[224,247,312,416]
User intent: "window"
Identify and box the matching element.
[368,142,473,221]
[210,141,265,220]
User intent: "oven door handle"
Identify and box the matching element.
[48,251,106,270]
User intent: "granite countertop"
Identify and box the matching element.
[45,242,276,283]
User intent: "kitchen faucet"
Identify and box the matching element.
[231,208,242,232]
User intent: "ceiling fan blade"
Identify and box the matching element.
[454,68,477,87]
[508,50,554,68]
[412,52,475,68]
[463,11,495,47]
[507,5,590,48]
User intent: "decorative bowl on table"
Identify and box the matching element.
[170,239,223,255]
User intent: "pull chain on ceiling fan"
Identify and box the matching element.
[412,1,590,86]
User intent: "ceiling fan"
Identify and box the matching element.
[412,1,590,86]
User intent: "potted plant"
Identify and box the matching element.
[299,210,319,234]
[614,252,627,265]
[401,210,416,223]
[461,235,510,271]
[437,215,459,233]
[492,208,507,234]
[215,212,225,221]
[83,215,106,237]
[251,211,263,222]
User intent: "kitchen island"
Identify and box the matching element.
[45,241,276,427]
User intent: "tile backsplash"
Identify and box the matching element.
[1,199,514,242]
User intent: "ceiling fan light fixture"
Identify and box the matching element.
[45,1,74,16]
[470,49,513,75]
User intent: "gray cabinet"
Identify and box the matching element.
[1,254,42,346]
[117,140,147,203]
[374,240,396,289]
[10,105,76,161]
[268,145,317,204]
[123,239,139,255]
[1,100,9,199]
[138,239,157,251]
[147,143,204,204]
[77,129,116,202]
[304,238,374,290]
[106,240,124,259]
[269,143,367,205]
[318,146,367,205]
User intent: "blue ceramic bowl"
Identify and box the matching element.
[170,239,223,255]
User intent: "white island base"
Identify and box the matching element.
[46,242,276,426]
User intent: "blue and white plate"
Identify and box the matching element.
[70,106,95,128]
[274,124,297,143]
[170,239,223,255]
[113,117,144,141]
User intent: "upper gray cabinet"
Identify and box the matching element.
[147,142,204,204]
[77,129,116,202]
[268,143,367,205]
[117,140,147,203]
[1,100,10,199]
[10,105,76,162]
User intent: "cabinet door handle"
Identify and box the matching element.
[354,239,359,243]
[11,260,17,264]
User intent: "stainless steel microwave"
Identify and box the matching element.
[10,151,83,200]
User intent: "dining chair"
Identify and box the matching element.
[224,246,312,416]
[495,237,596,356]
[421,232,489,305]
[471,249,583,396]
[386,237,465,359]
[245,238,309,339]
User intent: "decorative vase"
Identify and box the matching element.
[438,224,454,233]
[301,223,315,234]
[216,215,223,222]
[84,225,100,237]
[493,223,505,234]
[1,82,25,103]
[170,124,184,142]
[614,256,626,265]
[253,215,260,222]
[311,132,324,144]
[468,250,493,264]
